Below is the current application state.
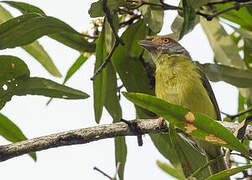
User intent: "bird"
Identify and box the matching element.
[138,36,227,176]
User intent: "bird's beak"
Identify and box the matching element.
[138,40,158,50]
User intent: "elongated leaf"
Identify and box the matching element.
[123,92,250,156]
[88,0,125,18]
[49,33,96,52]
[93,25,106,123]
[200,17,244,68]
[157,160,186,180]
[13,77,89,99]
[198,63,252,88]
[0,113,36,161]
[0,13,84,49]
[1,1,45,15]
[111,20,153,94]
[244,38,252,69]
[205,164,252,180]
[0,5,61,77]
[63,54,89,84]
[22,41,62,77]
[1,2,96,52]
[179,0,196,39]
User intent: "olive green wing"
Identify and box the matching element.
[194,62,222,121]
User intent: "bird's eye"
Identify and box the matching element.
[163,39,169,44]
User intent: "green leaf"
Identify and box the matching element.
[0,13,82,49]
[0,113,37,161]
[114,137,127,180]
[198,63,252,88]
[0,55,30,81]
[88,0,125,17]
[0,5,61,77]
[111,20,153,94]
[22,41,62,77]
[200,16,245,68]
[139,0,164,33]
[179,0,196,39]
[49,33,96,53]
[238,93,247,123]
[1,1,45,15]
[205,164,252,180]
[63,54,89,84]
[13,77,89,99]
[157,160,186,180]
[122,92,250,156]
[216,2,252,31]
[93,25,107,123]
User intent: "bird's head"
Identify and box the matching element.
[138,36,191,60]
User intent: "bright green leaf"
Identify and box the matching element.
[157,160,186,180]
[0,113,37,161]
[1,1,45,15]
[123,92,250,156]
[198,63,252,88]
[205,164,252,180]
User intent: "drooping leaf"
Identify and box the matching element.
[0,113,37,161]
[22,41,62,77]
[200,17,245,68]
[198,63,252,88]
[157,160,186,180]
[93,24,107,123]
[63,54,89,84]
[0,13,95,52]
[0,2,96,52]
[0,5,61,77]
[123,92,250,156]
[179,0,196,39]
[205,164,252,180]
[88,0,125,18]
[1,1,45,15]
[139,0,164,33]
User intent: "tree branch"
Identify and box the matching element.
[0,119,251,162]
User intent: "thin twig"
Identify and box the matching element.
[207,0,236,5]
[119,14,142,27]
[103,0,124,45]
[94,167,112,179]
[127,0,181,10]
[90,40,119,80]
[222,106,252,120]
[201,1,252,21]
